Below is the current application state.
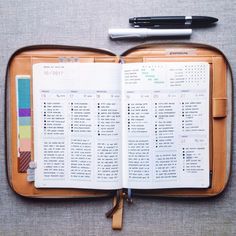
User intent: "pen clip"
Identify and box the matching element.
[133,24,161,28]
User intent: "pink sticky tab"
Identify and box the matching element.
[19,139,31,151]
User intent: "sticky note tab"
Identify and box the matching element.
[18,151,31,172]
[16,76,32,173]
[19,117,31,126]
[19,108,31,117]
[18,79,30,108]
[19,139,31,151]
[19,126,31,139]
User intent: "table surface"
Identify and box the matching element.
[0,0,236,235]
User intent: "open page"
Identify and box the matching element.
[122,62,210,189]
[33,63,122,189]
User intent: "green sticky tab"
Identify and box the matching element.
[19,126,31,139]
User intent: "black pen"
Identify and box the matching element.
[129,16,218,27]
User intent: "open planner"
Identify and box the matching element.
[6,43,233,229]
[33,62,210,190]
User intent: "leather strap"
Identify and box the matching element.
[112,190,124,230]
[211,56,227,192]
[212,98,227,118]
[106,190,124,230]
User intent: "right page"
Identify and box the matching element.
[122,62,210,189]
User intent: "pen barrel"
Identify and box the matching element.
[130,16,185,25]
[129,16,218,27]
[109,28,192,39]
[146,29,192,37]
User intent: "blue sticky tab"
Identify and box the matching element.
[18,79,30,108]
[19,117,31,126]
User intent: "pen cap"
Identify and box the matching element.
[192,16,218,25]
[129,16,185,25]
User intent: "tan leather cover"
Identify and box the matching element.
[112,191,124,230]
[121,43,232,197]
[6,44,232,199]
[6,46,118,198]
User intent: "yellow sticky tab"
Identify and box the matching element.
[19,126,31,139]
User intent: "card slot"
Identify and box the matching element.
[17,48,116,57]
[31,56,95,63]
[30,56,118,64]
[123,47,222,57]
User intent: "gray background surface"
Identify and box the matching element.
[0,0,236,235]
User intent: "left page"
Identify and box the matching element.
[33,63,122,190]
